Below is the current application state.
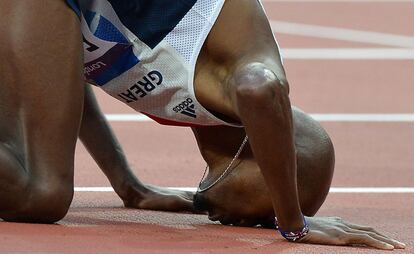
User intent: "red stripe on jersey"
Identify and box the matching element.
[141,112,212,128]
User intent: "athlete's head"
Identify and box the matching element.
[193,109,335,227]
[193,160,276,227]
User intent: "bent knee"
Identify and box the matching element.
[3,181,73,223]
[231,62,289,103]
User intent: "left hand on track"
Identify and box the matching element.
[298,216,406,250]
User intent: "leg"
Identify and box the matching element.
[0,0,83,223]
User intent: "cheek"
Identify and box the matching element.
[205,172,272,218]
[202,186,240,213]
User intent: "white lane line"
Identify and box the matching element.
[75,187,114,192]
[74,187,414,193]
[105,114,151,122]
[105,114,414,123]
[310,114,414,122]
[270,21,414,48]
[283,48,414,59]
[263,0,414,2]
[329,187,414,193]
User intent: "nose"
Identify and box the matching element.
[193,192,209,212]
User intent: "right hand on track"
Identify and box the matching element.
[297,216,406,250]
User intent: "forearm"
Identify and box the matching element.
[79,85,144,199]
[232,66,303,232]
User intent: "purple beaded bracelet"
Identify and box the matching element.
[275,216,310,242]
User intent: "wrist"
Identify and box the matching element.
[273,208,305,231]
[275,216,309,242]
[114,175,147,202]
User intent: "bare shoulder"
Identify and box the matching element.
[204,0,283,69]
[194,0,286,120]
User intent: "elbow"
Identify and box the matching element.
[231,62,291,117]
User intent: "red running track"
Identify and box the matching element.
[1,1,413,253]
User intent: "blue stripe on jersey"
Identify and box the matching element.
[80,8,139,86]
[94,46,139,85]
[85,45,140,86]
[83,10,129,44]
[107,0,197,49]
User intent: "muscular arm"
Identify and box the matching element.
[78,84,145,202]
[195,0,405,249]
[230,64,304,232]
[78,84,194,211]
[230,64,404,249]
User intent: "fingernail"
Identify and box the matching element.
[384,243,394,250]
[392,240,405,248]
[396,241,406,248]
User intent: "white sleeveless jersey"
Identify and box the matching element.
[67,0,245,127]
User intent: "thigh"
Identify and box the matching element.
[0,0,84,182]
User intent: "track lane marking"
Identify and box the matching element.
[104,114,414,123]
[74,187,414,193]
[310,114,414,122]
[282,48,414,59]
[263,0,414,3]
[270,21,414,48]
